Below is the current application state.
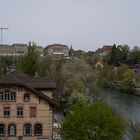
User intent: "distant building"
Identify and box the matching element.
[0,44,43,56]
[36,46,44,56]
[69,46,75,57]
[53,121,61,140]
[96,45,112,57]
[69,46,85,58]
[43,44,69,59]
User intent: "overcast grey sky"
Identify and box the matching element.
[0,0,140,51]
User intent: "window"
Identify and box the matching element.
[0,90,16,101]
[8,124,16,136]
[24,94,30,102]
[0,124,5,136]
[0,92,3,100]
[34,124,42,136]
[11,92,16,101]
[24,124,31,136]
[30,107,36,118]
[17,107,23,118]
[53,48,63,52]
[4,107,10,118]
[5,93,9,100]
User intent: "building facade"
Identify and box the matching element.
[0,69,56,140]
[96,45,113,57]
[0,44,43,56]
[43,44,69,59]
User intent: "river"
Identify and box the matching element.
[99,89,140,140]
[99,89,140,122]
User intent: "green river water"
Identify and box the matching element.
[100,89,140,122]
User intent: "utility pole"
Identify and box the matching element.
[0,27,9,44]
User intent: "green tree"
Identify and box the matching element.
[64,75,85,96]
[61,58,96,94]
[62,101,125,140]
[129,46,140,61]
[115,64,130,81]
[120,45,130,61]
[122,69,135,92]
[68,90,87,106]
[108,44,124,64]
[97,63,115,87]
[18,42,38,76]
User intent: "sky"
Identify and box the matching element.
[0,0,140,51]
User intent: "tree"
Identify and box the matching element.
[68,90,87,106]
[62,101,125,140]
[97,63,115,87]
[108,44,124,64]
[129,46,140,61]
[122,69,135,93]
[64,75,85,96]
[18,42,38,76]
[115,64,130,81]
[120,45,130,61]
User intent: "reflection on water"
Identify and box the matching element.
[99,89,140,122]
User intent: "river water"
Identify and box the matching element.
[99,89,140,122]
[99,89,140,140]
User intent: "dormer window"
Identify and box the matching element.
[24,94,30,102]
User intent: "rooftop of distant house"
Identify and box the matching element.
[45,44,69,49]
[96,45,113,53]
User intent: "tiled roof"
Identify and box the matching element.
[0,69,56,88]
[0,69,57,105]
[45,44,68,49]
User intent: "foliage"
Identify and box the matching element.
[120,45,130,60]
[38,58,66,100]
[129,46,140,61]
[61,101,125,140]
[97,63,135,92]
[123,69,135,82]
[38,58,58,80]
[37,45,138,102]
[68,90,87,106]
[108,44,123,64]
[97,63,115,87]
[107,44,130,64]
[61,58,97,97]
[64,75,85,96]
[18,42,38,76]
[120,68,135,92]
[39,57,98,102]
[115,64,130,81]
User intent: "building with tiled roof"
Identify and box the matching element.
[0,69,56,140]
[96,45,113,57]
[43,44,69,59]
